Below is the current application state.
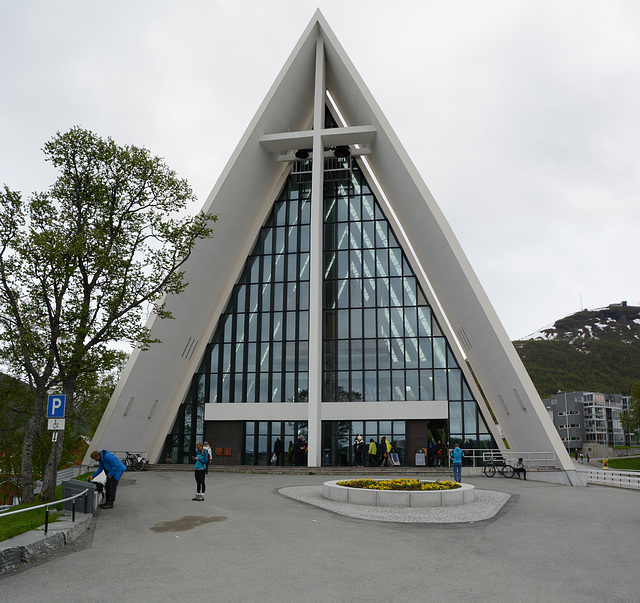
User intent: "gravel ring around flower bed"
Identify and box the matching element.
[279,485,510,524]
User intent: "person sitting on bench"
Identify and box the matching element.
[514,457,527,480]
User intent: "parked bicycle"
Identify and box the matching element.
[483,459,515,478]
[123,451,145,471]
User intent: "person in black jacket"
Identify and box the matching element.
[273,437,284,466]
[353,434,364,467]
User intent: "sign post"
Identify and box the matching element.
[47,395,66,502]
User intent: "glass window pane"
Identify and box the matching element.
[285,373,296,402]
[350,279,363,308]
[351,372,363,400]
[262,255,272,284]
[351,339,363,370]
[248,313,258,342]
[420,370,433,400]
[405,338,418,369]
[274,254,285,282]
[272,312,283,340]
[246,373,256,402]
[376,249,389,277]
[285,341,296,371]
[364,371,377,400]
[272,342,283,371]
[450,401,462,433]
[364,339,377,370]
[337,339,350,368]
[209,374,218,403]
[391,339,404,369]
[337,222,349,250]
[449,368,462,400]
[464,401,477,434]
[259,374,269,401]
[375,221,388,247]
[417,306,432,336]
[260,342,270,371]
[378,371,391,400]
[363,278,375,307]
[364,308,376,338]
[389,248,403,277]
[299,281,309,310]
[390,278,403,307]
[298,341,308,373]
[273,283,284,311]
[405,370,419,401]
[363,250,375,277]
[433,338,447,368]
[300,224,310,252]
[337,309,349,339]
[362,195,375,220]
[350,308,362,339]
[434,369,447,399]
[299,311,309,340]
[261,283,271,312]
[377,339,391,369]
[299,253,310,280]
[378,308,390,338]
[392,370,404,401]
[377,278,390,306]
[271,374,282,402]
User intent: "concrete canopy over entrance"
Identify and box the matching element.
[85,11,579,485]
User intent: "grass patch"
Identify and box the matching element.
[603,457,640,471]
[0,484,66,543]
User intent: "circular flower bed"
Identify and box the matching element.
[337,478,460,491]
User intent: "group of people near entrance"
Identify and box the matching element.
[87,436,530,509]
[356,434,395,467]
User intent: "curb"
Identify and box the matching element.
[0,511,93,574]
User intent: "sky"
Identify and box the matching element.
[1,0,639,341]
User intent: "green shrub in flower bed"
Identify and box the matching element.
[336,478,460,491]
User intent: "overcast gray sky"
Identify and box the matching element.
[1,0,639,340]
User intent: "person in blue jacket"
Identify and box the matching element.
[88,450,127,509]
[192,441,209,501]
[450,443,464,483]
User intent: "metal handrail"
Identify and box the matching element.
[586,468,640,490]
[0,486,91,534]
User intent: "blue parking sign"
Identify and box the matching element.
[47,395,66,418]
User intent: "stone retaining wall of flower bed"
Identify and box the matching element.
[322,480,475,507]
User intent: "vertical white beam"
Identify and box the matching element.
[307,38,325,467]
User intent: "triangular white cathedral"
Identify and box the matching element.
[86,11,580,485]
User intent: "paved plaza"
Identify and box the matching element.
[1,470,638,602]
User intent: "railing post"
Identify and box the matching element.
[72,497,76,522]
[45,506,49,535]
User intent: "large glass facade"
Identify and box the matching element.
[199,178,311,404]
[163,108,495,465]
[244,421,308,465]
[322,420,406,466]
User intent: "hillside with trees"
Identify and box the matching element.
[514,303,640,398]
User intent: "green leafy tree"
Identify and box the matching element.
[621,382,640,437]
[0,127,216,501]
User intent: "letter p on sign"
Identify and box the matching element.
[47,395,66,418]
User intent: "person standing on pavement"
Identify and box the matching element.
[273,437,284,466]
[192,441,209,501]
[353,433,365,467]
[435,440,445,467]
[450,443,464,482]
[88,450,127,509]
[368,438,378,467]
[203,441,213,474]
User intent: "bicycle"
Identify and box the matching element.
[483,459,515,478]
[123,451,145,471]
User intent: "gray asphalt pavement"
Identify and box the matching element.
[1,470,638,602]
